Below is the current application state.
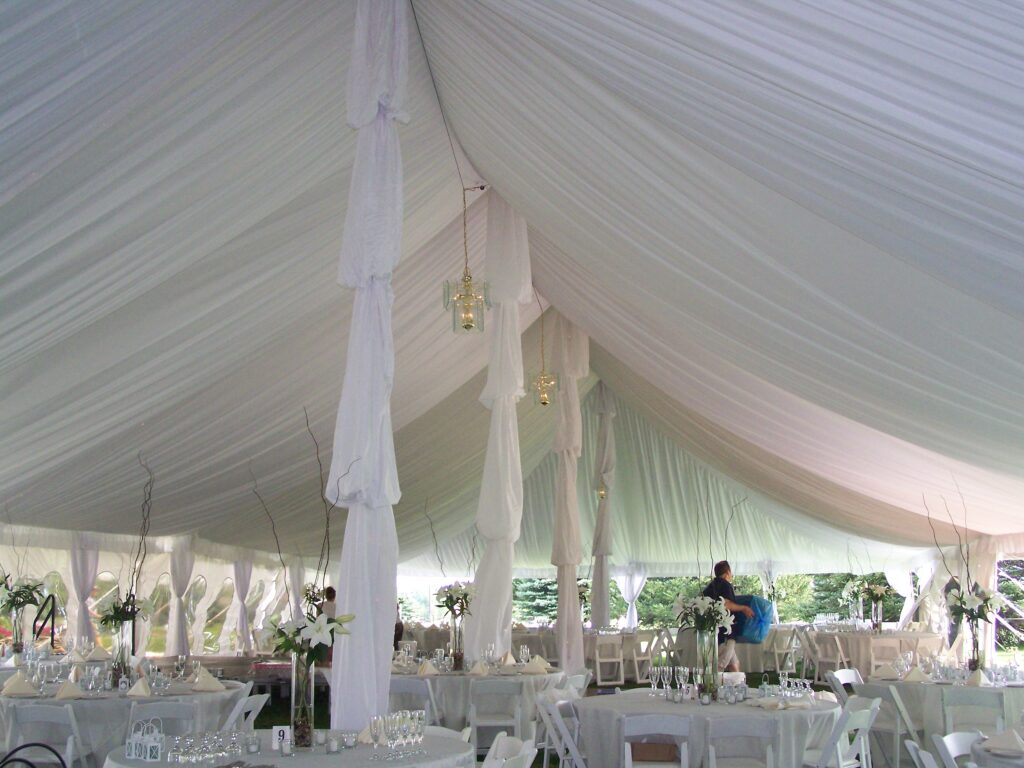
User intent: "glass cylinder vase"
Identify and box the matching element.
[871,600,885,632]
[450,617,464,671]
[291,652,315,748]
[111,621,132,687]
[696,629,719,698]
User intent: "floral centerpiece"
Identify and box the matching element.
[947,586,1002,671]
[860,583,893,631]
[0,574,45,661]
[675,594,733,697]
[436,581,474,670]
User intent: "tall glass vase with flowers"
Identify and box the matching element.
[675,594,733,698]
[436,582,474,670]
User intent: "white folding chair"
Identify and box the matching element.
[543,700,587,768]
[594,635,626,687]
[827,668,864,705]
[623,713,690,768]
[931,731,983,768]
[221,693,268,731]
[803,697,881,768]
[904,741,940,768]
[707,715,777,768]
[128,700,199,736]
[628,632,654,683]
[869,685,922,768]
[8,703,87,768]
[390,676,441,725]
[869,639,903,675]
[940,687,1004,734]
[469,678,524,753]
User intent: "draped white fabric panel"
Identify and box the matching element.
[463,192,531,660]
[68,533,100,647]
[589,382,616,629]
[613,565,648,630]
[329,0,406,732]
[233,559,253,654]
[551,314,588,674]
[166,536,195,657]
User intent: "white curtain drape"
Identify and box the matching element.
[166,536,195,657]
[589,382,616,629]
[463,192,531,661]
[286,559,305,622]
[614,564,648,630]
[551,314,588,673]
[68,532,100,647]
[328,0,407,732]
[233,560,253,654]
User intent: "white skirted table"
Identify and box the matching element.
[855,680,1024,748]
[575,688,839,768]
[390,669,564,731]
[102,732,475,768]
[810,630,943,678]
[1,680,245,759]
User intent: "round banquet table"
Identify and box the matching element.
[855,680,1024,747]
[575,688,840,768]
[0,679,245,759]
[809,630,943,679]
[390,669,565,731]
[971,738,1024,767]
[102,730,475,768]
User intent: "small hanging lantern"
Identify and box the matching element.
[530,291,559,406]
[443,186,490,332]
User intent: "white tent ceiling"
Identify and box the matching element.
[2,1,1023,572]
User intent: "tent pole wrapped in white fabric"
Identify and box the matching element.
[462,192,532,661]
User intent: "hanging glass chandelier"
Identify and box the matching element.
[443,186,490,333]
[531,293,558,406]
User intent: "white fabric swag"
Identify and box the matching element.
[614,565,648,630]
[69,533,100,647]
[463,192,532,660]
[233,560,253,654]
[166,536,195,657]
[551,314,589,673]
[329,0,406,732]
[589,382,616,628]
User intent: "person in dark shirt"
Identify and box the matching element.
[702,560,754,672]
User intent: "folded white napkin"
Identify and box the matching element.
[469,661,489,676]
[2,671,37,696]
[192,667,225,692]
[128,677,153,698]
[873,663,900,681]
[417,660,439,677]
[55,680,86,700]
[87,646,111,662]
[967,669,991,687]
[523,657,548,675]
[985,729,1024,754]
[68,649,88,663]
[501,651,517,666]
[902,666,928,683]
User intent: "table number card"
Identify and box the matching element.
[271,726,291,750]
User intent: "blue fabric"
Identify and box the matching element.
[732,594,772,644]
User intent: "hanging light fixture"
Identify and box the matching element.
[531,290,558,406]
[443,185,490,332]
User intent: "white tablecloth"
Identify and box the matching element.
[390,670,564,732]
[102,731,474,768]
[811,631,943,678]
[575,688,839,768]
[1,680,245,759]
[855,680,1024,747]
[971,738,1024,767]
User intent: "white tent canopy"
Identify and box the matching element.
[2,0,1023,589]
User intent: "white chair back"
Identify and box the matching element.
[931,731,982,768]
